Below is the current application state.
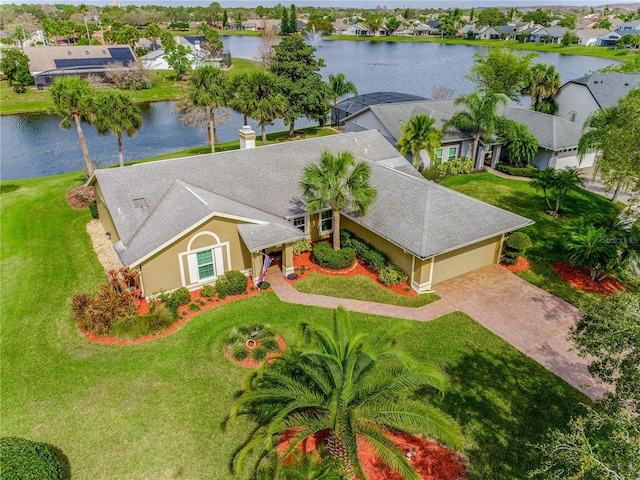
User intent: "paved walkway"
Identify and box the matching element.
[266,265,606,400]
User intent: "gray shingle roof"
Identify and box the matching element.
[92,130,532,265]
[501,108,583,150]
[564,73,640,108]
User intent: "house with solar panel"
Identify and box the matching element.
[23,45,136,89]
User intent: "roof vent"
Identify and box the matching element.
[132,198,148,208]
[625,82,630,86]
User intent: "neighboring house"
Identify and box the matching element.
[527,26,569,43]
[555,73,640,124]
[89,130,532,296]
[576,28,611,46]
[616,20,640,31]
[139,49,169,70]
[344,22,371,36]
[498,22,533,40]
[411,23,432,36]
[332,91,427,125]
[23,44,136,88]
[332,18,351,34]
[178,36,232,67]
[342,99,595,170]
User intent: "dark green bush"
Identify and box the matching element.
[312,242,355,270]
[496,163,538,178]
[216,270,248,298]
[171,287,191,306]
[0,437,63,480]
[251,346,267,362]
[188,303,200,311]
[261,337,280,352]
[199,284,216,300]
[232,346,248,361]
[340,231,387,272]
[378,264,409,286]
[72,283,137,336]
[88,201,99,219]
[257,281,270,290]
[422,167,443,182]
[506,232,532,251]
[109,304,174,339]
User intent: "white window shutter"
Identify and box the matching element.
[187,253,199,284]
[214,247,225,276]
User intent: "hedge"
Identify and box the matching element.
[0,437,63,480]
[496,163,538,178]
[312,241,356,270]
[216,270,248,298]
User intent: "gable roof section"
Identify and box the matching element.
[24,45,135,74]
[501,107,583,150]
[92,130,531,265]
[562,73,640,108]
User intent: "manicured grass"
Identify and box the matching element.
[1,172,590,479]
[441,172,632,306]
[293,273,440,307]
[0,59,259,115]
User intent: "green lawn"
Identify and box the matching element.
[293,273,440,307]
[1,170,590,479]
[442,172,631,306]
[0,59,259,116]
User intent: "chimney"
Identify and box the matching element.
[239,125,256,149]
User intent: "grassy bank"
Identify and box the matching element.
[0,58,259,116]
[0,170,590,479]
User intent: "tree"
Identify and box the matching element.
[270,34,331,137]
[280,8,291,35]
[397,114,443,168]
[468,48,538,101]
[328,73,358,104]
[530,167,586,214]
[530,167,557,211]
[385,16,402,34]
[230,307,462,478]
[476,7,507,27]
[578,90,640,202]
[561,31,578,47]
[165,44,192,79]
[144,23,160,50]
[0,48,33,93]
[565,224,619,281]
[522,8,551,26]
[181,65,230,152]
[522,63,560,113]
[255,23,278,67]
[496,118,538,166]
[160,29,176,51]
[200,24,224,57]
[365,13,383,34]
[222,9,228,29]
[49,76,95,176]
[289,4,298,33]
[570,292,640,409]
[230,70,287,145]
[300,151,377,250]
[93,89,143,167]
[443,91,506,165]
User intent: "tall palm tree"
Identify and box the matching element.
[553,167,586,214]
[397,114,443,168]
[93,89,143,167]
[523,63,560,113]
[299,151,377,250]
[230,307,463,479]
[497,118,538,167]
[229,70,288,145]
[49,76,95,176]
[443,92,506,167]
[328,73,358,104]
[185,65,230,152]
[530,167,557,211]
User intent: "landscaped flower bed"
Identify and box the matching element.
[288,251,417,297]
[552,262,625,296]
[500,256,531,273]
[223,325,286,368]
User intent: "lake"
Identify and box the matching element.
[0,37,618,180]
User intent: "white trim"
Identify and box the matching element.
[184,186,208,205]
[289,214,309,236]
[429,255,435,284]
[410,256,416,291]
[411,279,433,294]
[497,233,506,263]
[187,231,221,252]
[178,241,231,289]
[319,210,334,236]
[283,265,295,276]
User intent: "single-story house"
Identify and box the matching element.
[554,72,640,124]
[89,129,532,296]
[616,20,640,32]
[342,99,596,170]
[139,49,169,70]
[23,44,136,88]
[576,28,611,46]
[527,26,569,43]
[344,22,371,36]
[458,25,501,40]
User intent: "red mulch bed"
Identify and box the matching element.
[66,185,95,209]
[278,429,467,480]
[80,277,269,345]
[223,334,287,368]
[552,262,626,296]
[500,256,531,273]
[287,251,417,297]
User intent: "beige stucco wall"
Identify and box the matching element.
[139,216,252,295]
[412,257,433,293]
[431,235,501,285]
[93,182,120,243]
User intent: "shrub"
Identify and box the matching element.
[172,287,191,306]
[109,304,174,339]
[287,273,299,281]
[0,437,63,480]
[496,163,538,178]
[312,242,356,270]
[232,345,248,361]
[261,337,280,352]
[200,284,216,300]
[257,281,270,290]
[436,158,474,178]
[422,167,443,182]
[188,303,200,311]
[378,264,409,286]
[216,270,248,298]
[251,346,267,362]
[292,238,312,255]
[72,283,137,336]
[340,231,387,272]
[502,232,532,265]
[88,201,99,219]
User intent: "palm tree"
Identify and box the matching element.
[230,307,463,479]
[443,92,506,167]
[229,71,288,145]
[328,73,358,104]
[184,65,230,152]
[523,63,560,113]
[397,114,443,169]
[497,118,538,167]
[553,167,586,214]
[530,167,558,211]
[299,151,377,250]
[49,76,95,176]
[565,224,617,281]
[93,89,143,167]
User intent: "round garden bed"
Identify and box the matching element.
[552,262,625,296]
[223,325,286,367]
[500,256,531,273]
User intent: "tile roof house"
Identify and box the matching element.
[89,130,532,296]
[342,99,596,171]
[555,73,640,125]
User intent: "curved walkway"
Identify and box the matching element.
[266,265,606,400]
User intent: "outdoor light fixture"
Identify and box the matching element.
[106,232,111,239]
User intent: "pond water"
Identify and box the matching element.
[0,37,617,181]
